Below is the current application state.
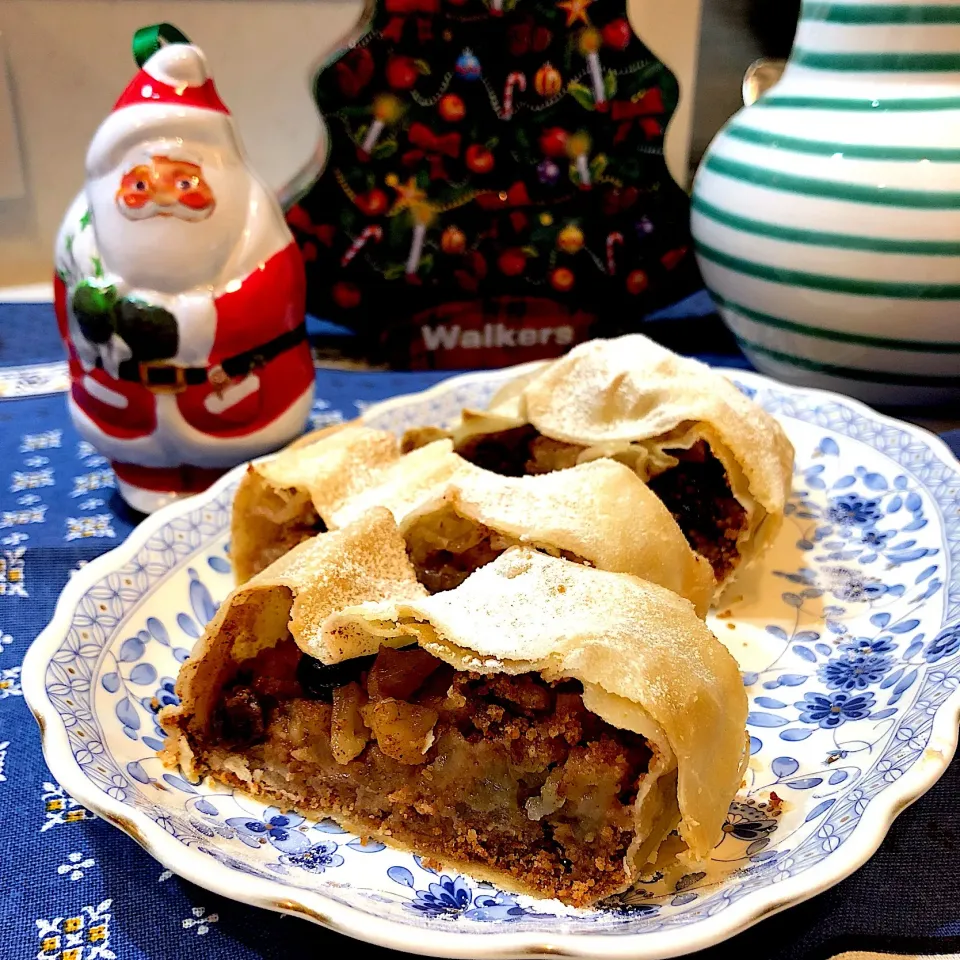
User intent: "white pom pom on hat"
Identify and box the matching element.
[142,43,212,91]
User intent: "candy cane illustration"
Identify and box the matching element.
[606,232,624,275]
[341,225,383,266]
[502,72,527,120]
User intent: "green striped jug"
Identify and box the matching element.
[691,0,960,406]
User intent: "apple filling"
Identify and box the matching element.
[403,505,583,594]
[207,641,654,905]
[236,478,326,580]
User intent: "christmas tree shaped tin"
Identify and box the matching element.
[289,0,698,369]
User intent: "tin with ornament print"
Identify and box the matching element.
[54,24,315,513]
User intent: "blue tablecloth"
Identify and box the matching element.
[0,302,957,960]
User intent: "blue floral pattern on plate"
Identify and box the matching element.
[22,367,960,960]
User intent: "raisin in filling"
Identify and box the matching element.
[211,642,651,905]
[647,441,747,582]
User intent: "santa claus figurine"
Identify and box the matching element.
[54,26,315,513]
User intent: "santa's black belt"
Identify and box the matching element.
[109,322,307,395]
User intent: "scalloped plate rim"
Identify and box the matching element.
[20,363,960,960]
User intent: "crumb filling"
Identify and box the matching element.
[454,428,747,581]
[209,642,652,905]
[647,441,747,582]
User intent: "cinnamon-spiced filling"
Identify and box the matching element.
[647,441,747,582]
[209,641,652,905]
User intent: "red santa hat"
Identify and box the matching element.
[86,44,242,178]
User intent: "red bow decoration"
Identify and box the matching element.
[382,0,438,43]
[600,185,639,217]
[611,89,665,145]
[286,205,336,246]
[334,48,375,100]
[507,18,552,56]
[402,122,461,179]
[475,181,532,210]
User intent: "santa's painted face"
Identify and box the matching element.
[116,156,216,222]
[88,139,250,293]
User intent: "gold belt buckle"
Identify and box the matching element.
[138,361,188,395]
[207,364,231,397]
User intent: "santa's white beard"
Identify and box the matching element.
[88,174,248,293]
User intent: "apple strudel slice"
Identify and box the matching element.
[409,334,794,587]
[161,511,747,907]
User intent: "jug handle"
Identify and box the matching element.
[742,57,787,105]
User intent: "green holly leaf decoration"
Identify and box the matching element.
[420,253,435,274]
[73,279,118,317]
[388,217,408,246]
[91,255,104,279]
[590,153,608,179]
[568,82,594,112]
[604,70,618,100]
[64,234,74,256]
[372,141,398,160]
[79,209,92,229]
[383,263,406,280]
[341,207,360,235]
[633,61,665,85]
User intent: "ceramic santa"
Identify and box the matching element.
[54,29,315,513]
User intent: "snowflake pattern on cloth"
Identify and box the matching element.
[65,515,116,542]
[0,548,27,597]
[0,357,466,960]
[36,898,115,960]
[57,852,97,882]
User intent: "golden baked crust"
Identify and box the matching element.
[402,457,715,615]
[230,423,401,582]
[168,508,426,738]
[450,335,794,586]
[233,430,714,612]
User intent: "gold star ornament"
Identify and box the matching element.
[557,0,593,27]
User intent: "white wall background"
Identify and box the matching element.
[0,0,707,287]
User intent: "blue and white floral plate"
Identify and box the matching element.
[23,365,960,960]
